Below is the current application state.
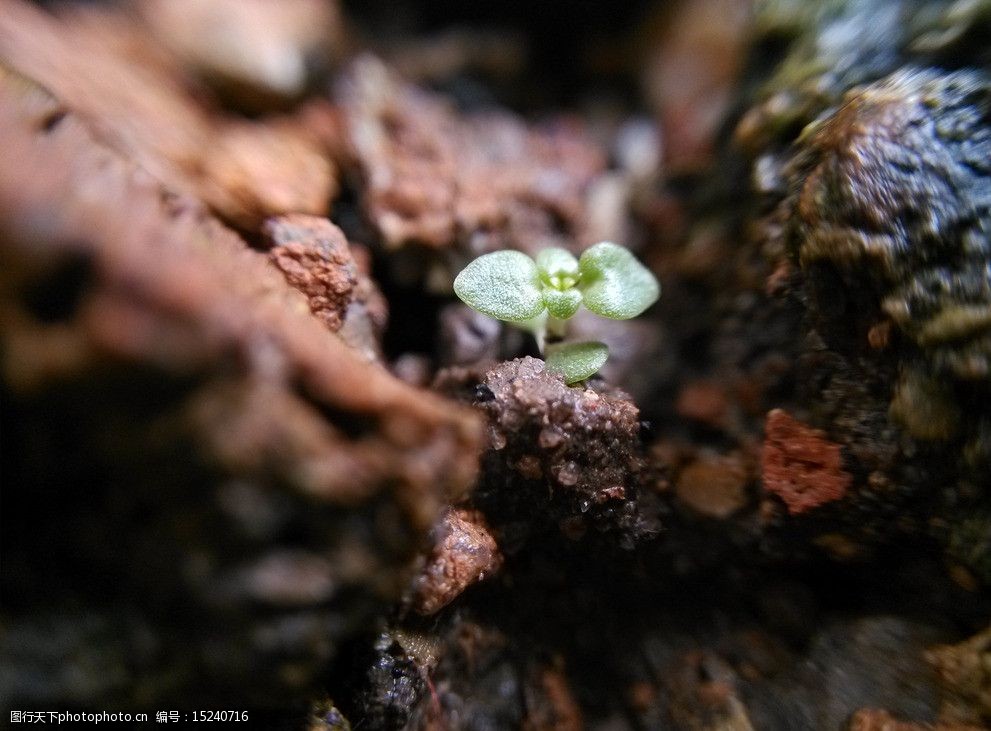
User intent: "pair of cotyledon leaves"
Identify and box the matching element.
[453,242,659,384]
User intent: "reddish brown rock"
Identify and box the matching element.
[761,409,852,515]
[264,214,388,360]
[847,709,923,731]
[0,67,480,707]
[0,0,335,229]
[0,72,476,513]
[665,651,755,731]
[203,119,336,227]
[266,214,358,332]
[412,508,503,615]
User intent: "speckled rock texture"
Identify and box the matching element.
[410,507,503,615]
[762,408,852,515]
[264,213,388,360]
[452,356,653,546]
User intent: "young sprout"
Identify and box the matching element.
[453,242,659,384]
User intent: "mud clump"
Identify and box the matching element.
[466,356,650,545]
[674,452,751,520]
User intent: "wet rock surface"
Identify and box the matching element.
[785,68,991,383]
[749,63,991,557]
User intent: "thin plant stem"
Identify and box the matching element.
[534,314,569,354]
[545,315,568,344]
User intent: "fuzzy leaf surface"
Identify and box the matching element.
[454,250,545,321]
[578,242,659,319]
[543,287,582,319]
[544,341,609,384]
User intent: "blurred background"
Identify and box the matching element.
[2,0,990,729]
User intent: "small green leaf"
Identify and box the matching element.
[578,242,659,319]
[543,286,582,319]
[536,247,580,288]
[453,250,545,322]
[544,341,609,384]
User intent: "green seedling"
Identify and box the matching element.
[453,242,659,384]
